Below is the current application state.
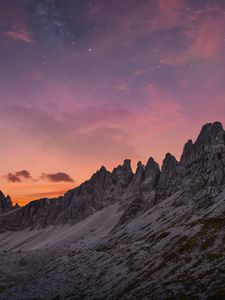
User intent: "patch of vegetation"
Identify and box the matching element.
[207,288,225,300]
[143,233,157,242]
[176,274,200,293]
[191,258,202,269]
[126,252,139,272]
[206,252,223,262]
[197,269,213,281]
[51,295,61,300]
[189,217,225,232]
[121,279,139,295]
[203,217,225,231]
[176,236,198,253]
[152,258,170,272]
[137,261,155,279]
[164,295,193,300]
[167,265,180,275]
[95,242,117,252]
[175,232,216,255]
[184,256,192,264]
[200,235,216,251]
[0,286,6,294]
[116,259,124,265]
[164,251,178,262]
[156,231,170,241]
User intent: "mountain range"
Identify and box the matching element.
[1,121,225,299]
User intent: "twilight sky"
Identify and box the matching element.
[1,0,225,205]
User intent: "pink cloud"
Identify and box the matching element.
[0,5,33,44]
[6,29,33,43]
[132,84,184,131]
[160,14,225,65]
[159,0,184,15]
[115,83,129,93]
[86,1,104,17]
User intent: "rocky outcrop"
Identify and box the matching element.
[153,122,225,206]
[156,153,181,202]
[0,191,13,213]
[1,121,225,231]
[179,122,225,205]
[111,159,133,189]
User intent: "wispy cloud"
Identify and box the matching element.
[6,29,33,43]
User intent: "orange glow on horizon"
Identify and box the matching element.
[3,182,78,206]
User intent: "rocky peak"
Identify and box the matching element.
[122,159,133,173]
[99,165,107,173]
[0,191,13,213]
[161,153,178,174]
[136,161,144,175]
[178,122,225,206]
[145,157,160,177]
[131,161,144,186]
[140,157,160,194]
[14,203,20,209]
[91,165,107,179]
[84,165,112,194]
[112,159,133,188]
[181,122,225,166]
[156,153,180,202]
[195,122,225,152]
[180,139,194,165]
[94,166,109,181]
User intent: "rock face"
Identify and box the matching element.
[156,153,180,202]
[0,191,13,213]
[1,121,225,231]
[179,122,225,205]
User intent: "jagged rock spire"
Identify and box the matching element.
[140,157,160,194]
[112,159,133,188]
[195,122,225,152]
[0,191,13,212]
[131,161,145,186]
[180,139,194,165]
[145,157,160,177]
[135,161,144,177]
[161,153,178,174]
[155,153,180,202]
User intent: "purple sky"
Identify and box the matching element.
[0,0,225,204]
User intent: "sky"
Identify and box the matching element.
[0,0,225,205]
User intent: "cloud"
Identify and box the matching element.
[5,173,21,183]
[4,170,33,183]
[41,172,75,183]
[15,170,32,180]
[6,29,33,43]
[132,83,184,132]
[0,4,33,45]
[160,8,225,65]
[4,169,74,184]
[0,102,137,162]
[159,0,184,15]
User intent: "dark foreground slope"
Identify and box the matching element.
[1,122,225,299]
